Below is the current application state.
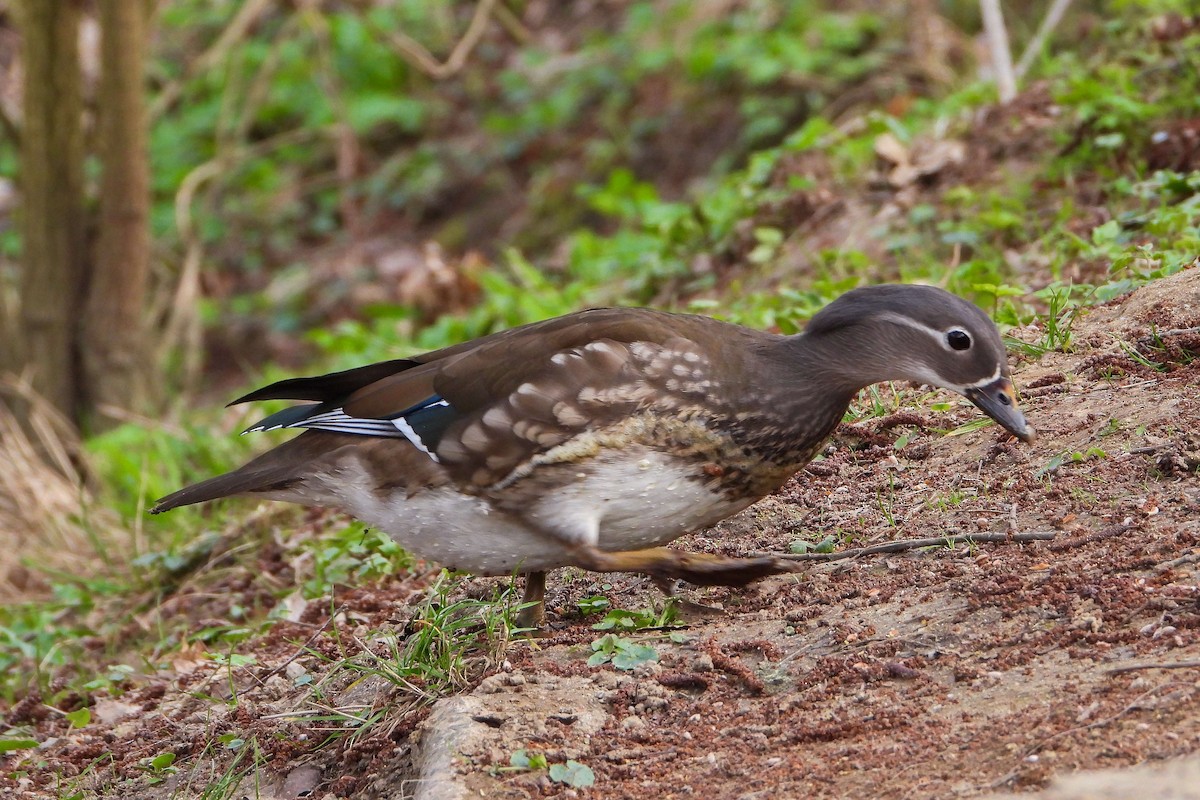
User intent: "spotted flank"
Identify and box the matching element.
[243,396,455,462]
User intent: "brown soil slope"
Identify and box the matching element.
[8,266,1199,799]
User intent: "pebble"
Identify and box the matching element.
[692,654,715,672]
[594,670,622,689]
[622,715,646,730]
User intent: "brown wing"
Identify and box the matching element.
[340,308,753,487]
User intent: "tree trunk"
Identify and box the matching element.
[14,0,88,422]
[82,0,152,426]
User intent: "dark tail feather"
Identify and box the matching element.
[149,469,296,513]
[150,432,335,513]
[229,359,417,405]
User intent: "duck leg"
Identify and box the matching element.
[513,571,547,630]
[572,546,800,587]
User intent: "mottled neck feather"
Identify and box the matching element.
[735,334,856,448]
[777,323,916,395]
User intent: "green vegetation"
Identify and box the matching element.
[507,750,596,788]
[2,1,1200,794]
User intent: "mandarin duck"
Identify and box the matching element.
[153,285,1034,627]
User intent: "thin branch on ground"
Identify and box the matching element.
[1107,661,1200,675]
[1048,520,1132,552]
[254,603,348,685]
[1148,326,1200,338]
[1015,0,1074,79]
[1018,682,1190,761]
[762,530,1055,563]
[1155,550,1200,572]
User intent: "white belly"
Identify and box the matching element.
[279,451,753,575]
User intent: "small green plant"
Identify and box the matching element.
[340,572,513,700]
[576,595,612,616]
[505,750,595,787]
[509,749,549,771]
[140,751,178,784]
[1114,338,1167,372]
[304,521,416,598]
[789,534,836,554]
[550,759,597,788]
[590,602,679,632]
[1036,446,1109,479]
[587,634,659,670]
[1037,284,1082,352]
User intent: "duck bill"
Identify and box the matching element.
[964,377,1036,443]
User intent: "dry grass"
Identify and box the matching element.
[0,377,131,601]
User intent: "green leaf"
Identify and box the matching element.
[610,643,658,670]
[66,707,91,728]
[577,595,611,615]
[148,751,176,771]
[0,739,38,753]
[587,651,611,667]
[510,749,548,770]
[549,760,596,788]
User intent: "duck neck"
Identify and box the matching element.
[740,332,866,449]
[776,326,905,397]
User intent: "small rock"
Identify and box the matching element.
[692,654,715,673]
[633,661,662,678]
[594,670,621,689]
[622,715,646,730]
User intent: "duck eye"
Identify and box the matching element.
[947,330,971,351]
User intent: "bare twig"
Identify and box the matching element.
[1155,550,1200,572]
[254,602,348,685]
[1015,0,1074,79]
[373,0,499,79]
[979,0,1017,102]
[763,530,1055,564]
[492,0,532,44]
[1149,326,1200,338]
[148,0,274,121]
[1107,661,1200,675]
[1048,520,1132,552]
[1020,683,1190,759]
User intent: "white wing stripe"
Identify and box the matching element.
[256,401,448,464]
[391,416,441,463]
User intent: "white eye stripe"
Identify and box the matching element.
[874,313,980,353]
